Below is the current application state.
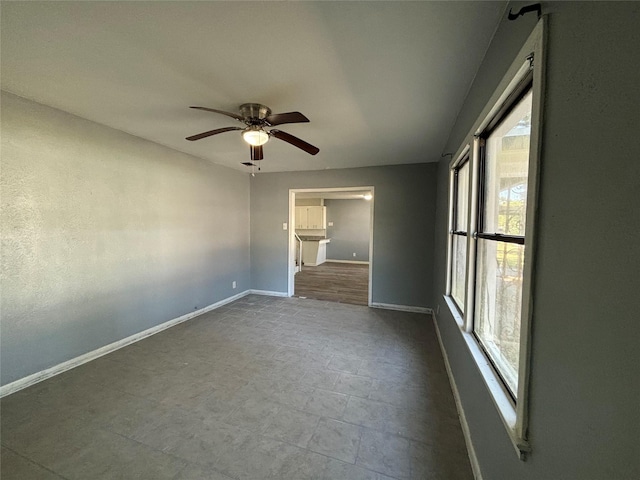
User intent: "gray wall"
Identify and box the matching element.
[250,164,437,307]
[433,3,640,479]
[325,199,370,262]
[1,92,251,386]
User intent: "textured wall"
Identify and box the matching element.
[1,92,250,386]
[433,2,640,479]
[325,199,370,261]
[250,163,437,307]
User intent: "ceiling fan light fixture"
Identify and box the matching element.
[186,104,319,164]
[243,128,269,146]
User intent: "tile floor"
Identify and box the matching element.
[1,295,473,480]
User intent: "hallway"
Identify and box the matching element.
[1,295,471,479]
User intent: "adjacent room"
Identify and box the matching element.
[1,2,638,480]
[292,189,373,306]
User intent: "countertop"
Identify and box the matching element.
[298,236,330,242]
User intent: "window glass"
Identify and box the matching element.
[451,234,467,310]
[482,91,532,236]
[455,161,469,232]
[474,239,525,395]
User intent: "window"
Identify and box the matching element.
[443,19,544,456]
[450,156,470,312]
[475,87,532,397]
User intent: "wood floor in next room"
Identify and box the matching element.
[0,295,472,480]
[295,262,369,306]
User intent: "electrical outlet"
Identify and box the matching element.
[232,281,237,289]
[353,252,357,257]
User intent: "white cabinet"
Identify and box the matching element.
[307,206,326,229]
[295,206,308,229]
[295,206,326,230]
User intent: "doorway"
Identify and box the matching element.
[288,187,374,306]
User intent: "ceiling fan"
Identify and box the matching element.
[186,103,319,168]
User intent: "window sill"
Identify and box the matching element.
[443,295,530,460]
[445,295,465,329]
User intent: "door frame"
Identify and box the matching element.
[288,186,375,306]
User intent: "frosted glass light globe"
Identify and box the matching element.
[243,129,269,146]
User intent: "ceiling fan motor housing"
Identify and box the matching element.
[240,103,272,124]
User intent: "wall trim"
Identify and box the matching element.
[249,289,289,297]
[432,312,483,480]
[0,290,251,398]
[370,302,433,314]
[325,259,370,265]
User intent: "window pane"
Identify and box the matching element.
[455,161,469,232]
[483,91,532,236]
[451,234,467,311]
[474,239,525,396]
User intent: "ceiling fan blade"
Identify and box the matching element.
[265,111,310,126]
[250,145,264,161]
[185,126,242,141]
[270,129,319,155]
[189,106,244,121]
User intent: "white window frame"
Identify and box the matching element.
[444,18,546,459]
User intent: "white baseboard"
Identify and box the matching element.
[248,289,289,297]
[0,290,251,398]
[325,259,370,265]
[370,302,433,314]
[432,312,483,480]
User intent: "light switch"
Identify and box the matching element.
[283,222,288,230]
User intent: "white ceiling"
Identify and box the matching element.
[1,1,506,173]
